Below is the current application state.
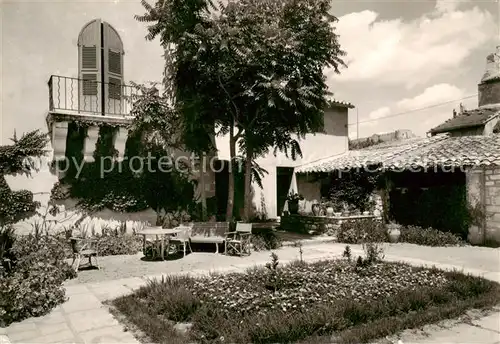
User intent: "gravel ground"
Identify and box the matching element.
[64,242,500,285]
[64,244,342,284]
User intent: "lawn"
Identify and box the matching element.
[111,248,500,344]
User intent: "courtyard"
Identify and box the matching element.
[2,241,499,344]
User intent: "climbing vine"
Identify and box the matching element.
[50,85,196,216]
[322,167,382,211]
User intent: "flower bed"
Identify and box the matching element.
[111,254,500,344]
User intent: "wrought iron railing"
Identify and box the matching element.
[48,75,140,116]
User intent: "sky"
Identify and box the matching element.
[0,0,499,197]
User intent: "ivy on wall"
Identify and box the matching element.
[50,122,195,215]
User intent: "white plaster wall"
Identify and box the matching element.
[215,107,349,218]
[297,174,321,214]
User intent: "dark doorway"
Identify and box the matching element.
[214,160,228,221]
[214,160,245,221]
[388,170,468,238]
[276,167,294,216]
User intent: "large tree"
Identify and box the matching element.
[136,0,346,220]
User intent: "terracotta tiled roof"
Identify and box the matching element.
[296,135,500,173]
[428,108,499,134]
[328,99,355,109]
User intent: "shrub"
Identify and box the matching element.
[96,233,143,256]
[251,229,282,251]
[10,234,77,281]
[399,226,465,247]
[0,233,76,326]
[337,219,387,244]
[0,262,66,326]
[0,226,16,274]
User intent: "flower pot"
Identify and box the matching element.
[363,211,370,215]
[312,203,321,216]
[386,224,401,243]
[326,206,334,217]
[288,201,299,214]
[334,212,342,217]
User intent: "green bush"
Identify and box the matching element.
[337,219,387,244]
[399,226,465,247]
[251,228,282,251]
[10,234,77,281]
[95,228,143,256]
[0,233,76,326]
[0,262,66,326]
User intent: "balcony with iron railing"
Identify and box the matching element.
[48,75,140,117]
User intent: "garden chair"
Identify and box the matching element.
[70,237,99,272]
[169,224,193,257]
[225,222,252,256]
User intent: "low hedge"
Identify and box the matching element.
[337,219,387,244]
[399,226,465,247]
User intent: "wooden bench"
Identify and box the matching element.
[190,222,229,253]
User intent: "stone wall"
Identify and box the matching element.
[467,166,500,244]
[482,167,500,243]
[280,214,380,237]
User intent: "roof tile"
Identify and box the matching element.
[296,135,500,173]
[428,108,499,134]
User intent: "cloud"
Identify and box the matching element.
[353,83,476,138]
[368,106,391,120]
[434,0,462,14]
[328,1,495,88]
[396,83,466,110]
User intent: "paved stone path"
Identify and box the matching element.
[1,242,499,343]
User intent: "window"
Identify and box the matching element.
[82,46,97,69]
[108,77,121,100]
[82,74,98,96]
[108,50,121,75]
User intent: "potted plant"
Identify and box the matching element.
[286,192,304,215]
[311,202,321,216]
[341,202,350,216]
[325,201,334,217]
[333,203,342,217]
[386,221,401,243]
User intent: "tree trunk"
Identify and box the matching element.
[243,144,253,222]
[225,126,236,221]
[200,156,207,221]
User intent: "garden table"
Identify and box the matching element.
[136,227,181,260]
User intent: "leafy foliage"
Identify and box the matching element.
[95,226,143,256]
[325,169,382,212]
[0,130,48,226]
[399,226,466,247]
[0,130,75,326]
[0,262,67,326]
[136,0,347,220]
[337,219,387,244]
[54,88,196,216]
[0,130,48,177]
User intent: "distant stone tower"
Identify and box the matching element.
[478,46,500,109]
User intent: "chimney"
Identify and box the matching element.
[478,46,500,109]
[453,109,457,118]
